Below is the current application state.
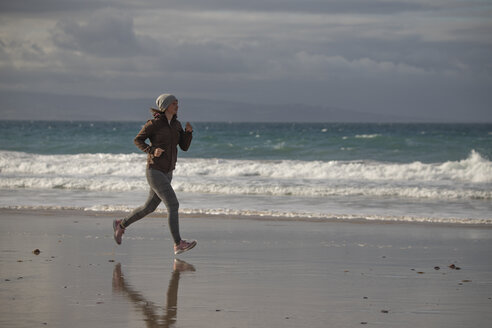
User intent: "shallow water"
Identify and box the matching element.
[1,121,491,223]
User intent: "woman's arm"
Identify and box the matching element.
[134,121,156,154]
[179,122,193,151]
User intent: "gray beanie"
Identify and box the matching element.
[155,94,177,112]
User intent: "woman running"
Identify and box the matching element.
[113,93,197,255]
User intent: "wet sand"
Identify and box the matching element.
[1,209,492,328]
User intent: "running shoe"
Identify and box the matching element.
[174,239,197,255]
[113,219,125,245]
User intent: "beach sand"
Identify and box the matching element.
[1,209,491,328]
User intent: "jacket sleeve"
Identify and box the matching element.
[134,120,155,154]
[178,123,193,151]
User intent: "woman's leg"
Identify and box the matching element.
[121,188,161,228]
[146,169,182,245]
[113,185,161,245]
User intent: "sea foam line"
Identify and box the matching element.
[2,204,491,225]
[0,174,490,199]
[1,150,490,183]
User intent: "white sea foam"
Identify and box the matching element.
[0,150,490,200]
[355,134,382,139]
[176,150,491,183]
[2,204,490,225]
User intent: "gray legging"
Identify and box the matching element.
[121,168,181,244]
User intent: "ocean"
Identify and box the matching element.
[0,120,491,224]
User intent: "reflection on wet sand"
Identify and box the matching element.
[112,259,196,328]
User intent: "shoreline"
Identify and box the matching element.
[1,207,491,228]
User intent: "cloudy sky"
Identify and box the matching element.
[1,0,491,121]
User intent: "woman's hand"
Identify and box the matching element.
[154,148,164,157]
[185,122,193,133]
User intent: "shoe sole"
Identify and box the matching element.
[175,240,197,255]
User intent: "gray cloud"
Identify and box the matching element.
[0,0,109,13]
[0,0,491,121]
[0,0,434,15]
[51,9,143,57]
[141,0,434,14]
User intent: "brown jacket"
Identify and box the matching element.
[134,116,192,173]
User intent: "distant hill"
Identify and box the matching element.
[0,90,452,122]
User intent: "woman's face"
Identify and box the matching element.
[166,100,179,116]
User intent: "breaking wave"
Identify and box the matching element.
[0,150,490,200]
